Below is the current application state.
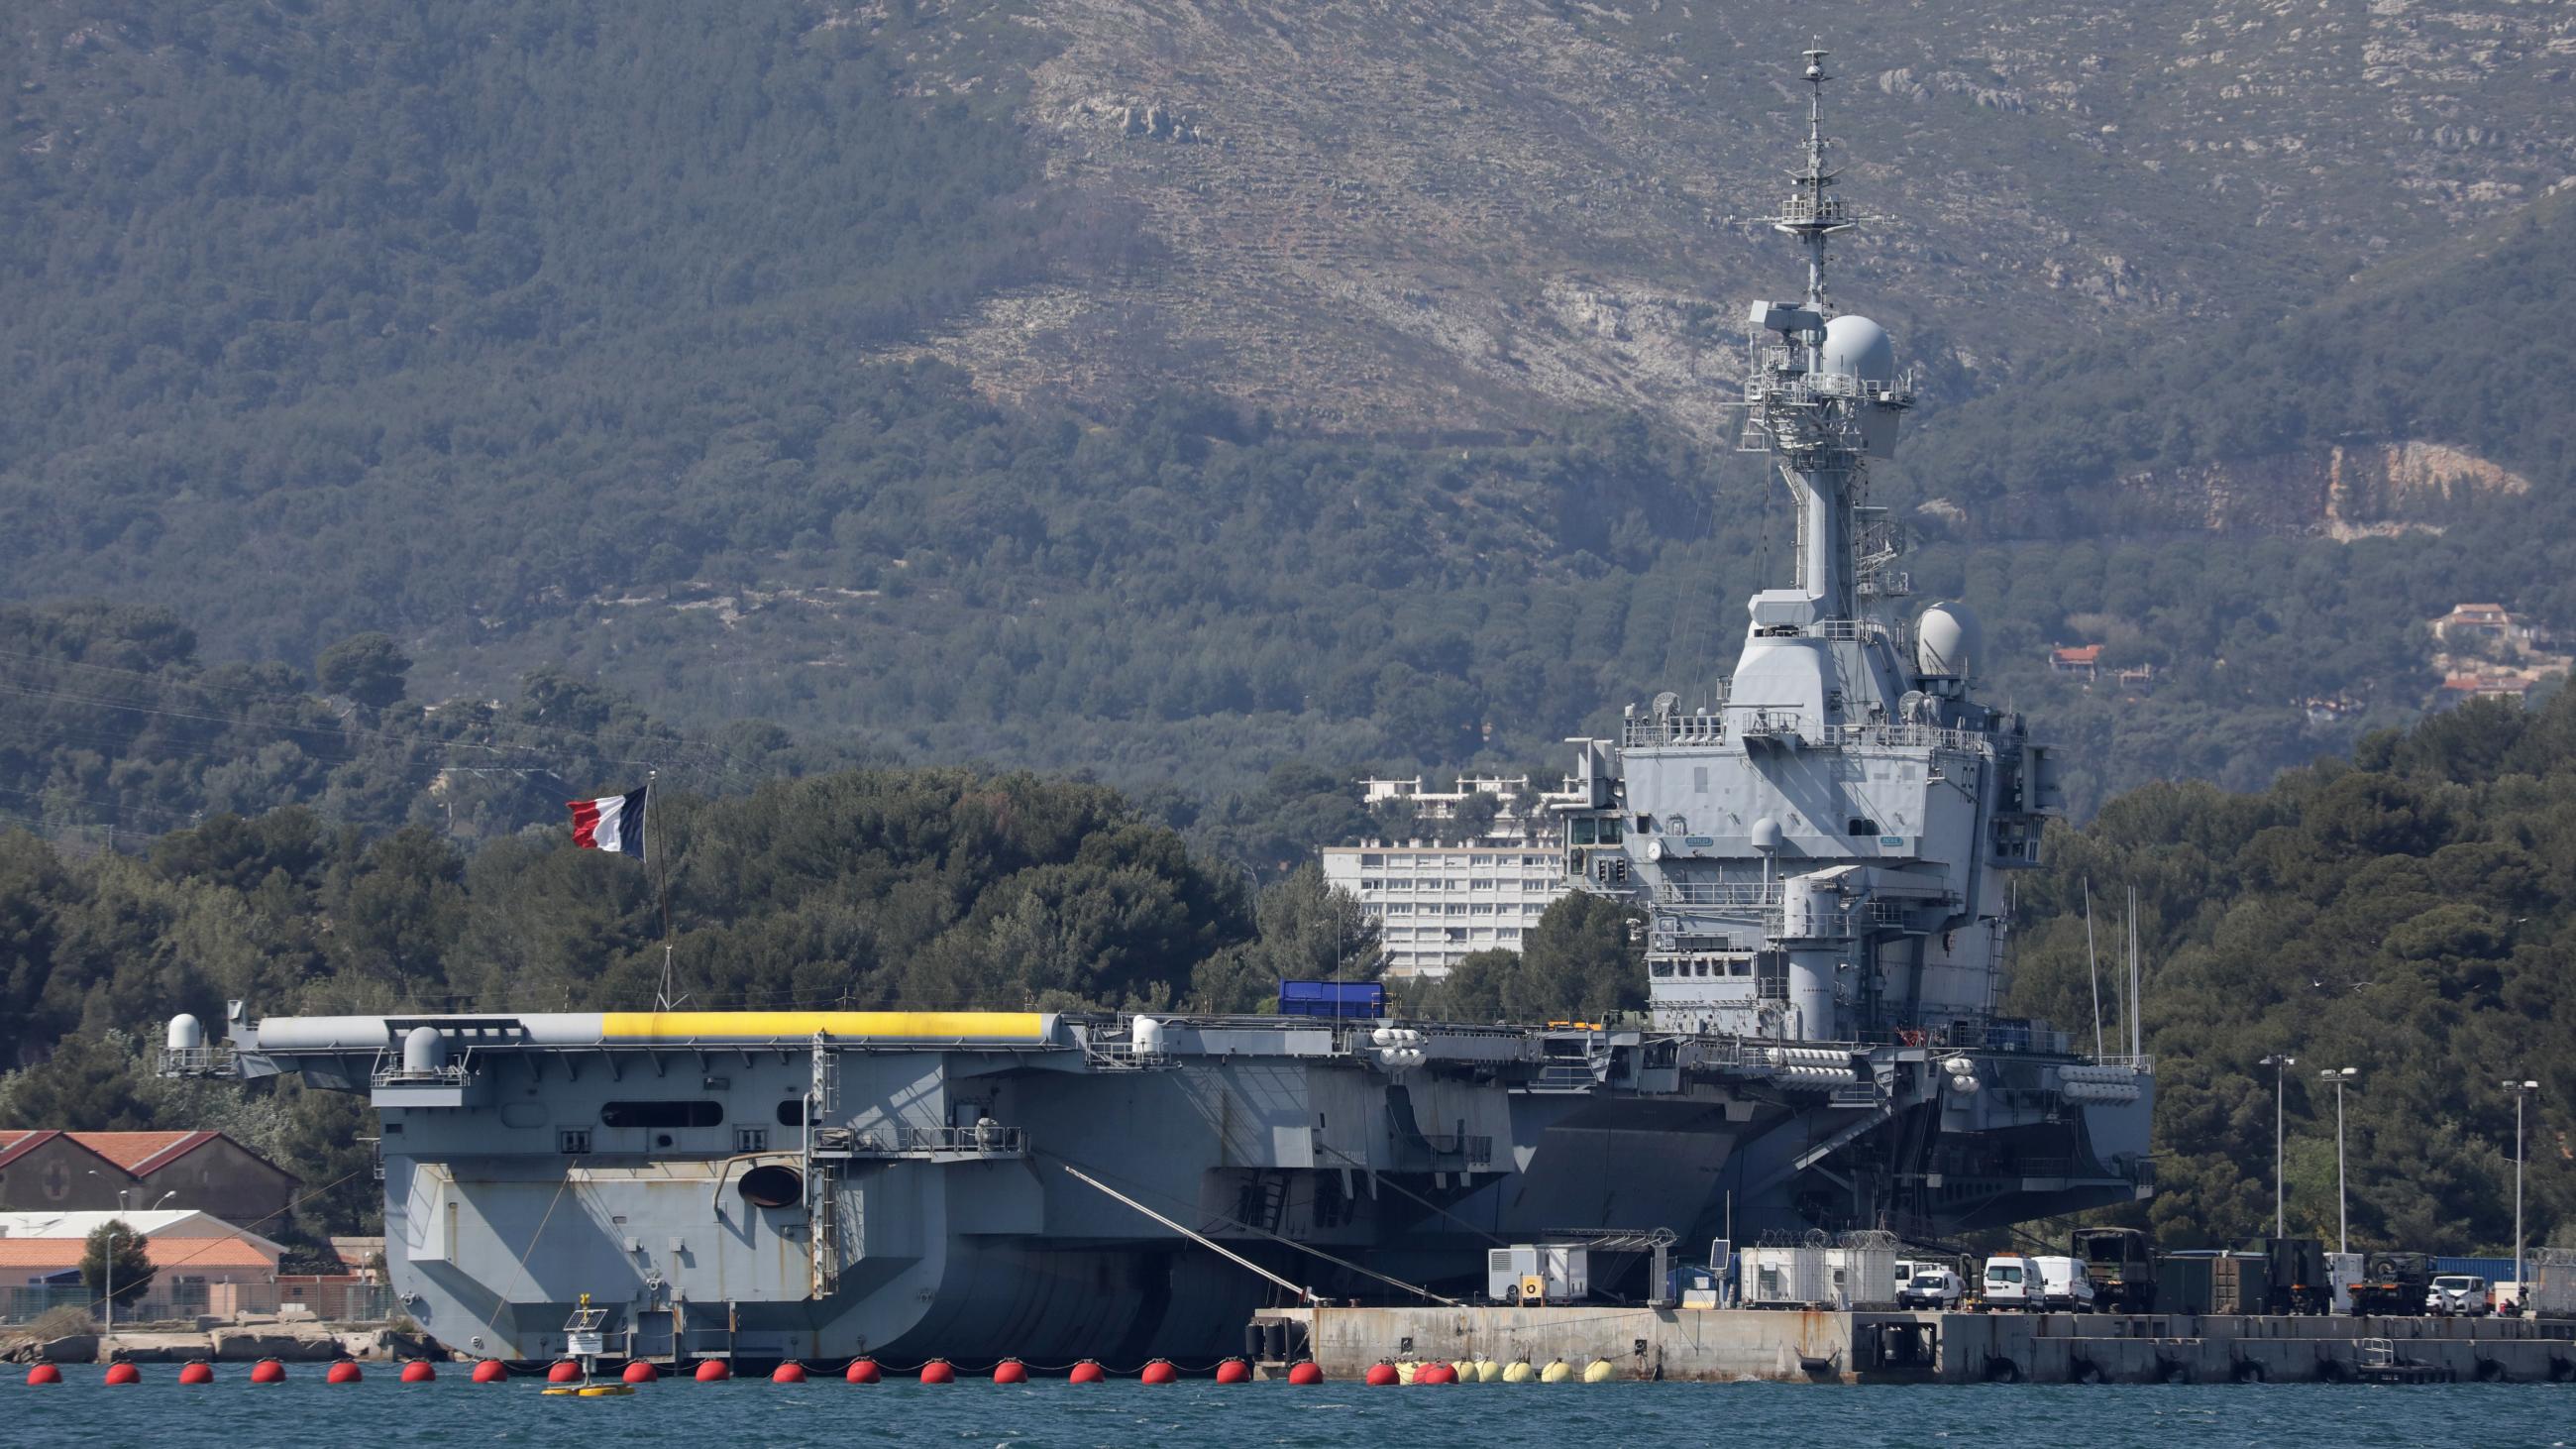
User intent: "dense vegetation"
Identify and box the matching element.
[2009,686,2575,1255]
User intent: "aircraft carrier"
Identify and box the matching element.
[161,53,2151,1367]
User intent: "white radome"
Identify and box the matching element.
[1820,314,1894,383]
[1914,602,1981,679]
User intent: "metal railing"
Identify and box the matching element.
[372,1048,476,1087]
[157,1046,236,1077]
[820,1125,1030,1159]
[1657,880,1784,908]
[1622,714,1727,747]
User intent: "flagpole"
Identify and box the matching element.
[650,768,676,1012]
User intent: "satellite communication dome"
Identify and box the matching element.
[1914,602,1980,678]
[1750,817,1784,852]
[1819,314,1894,383]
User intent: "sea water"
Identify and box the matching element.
[7,1374,2571,1447]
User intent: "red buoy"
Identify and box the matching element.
[178,1362,215,1386]
[327,1361,364,1385]
[695,1360,730,1383]
[103,1363,141,1386]
[1416,1361,1455,1386]
[1139,1360,1178,1386]
[1364,1363,1399,1387]
[992,1359,1026,1385]
[623,1361,658,1384]
[1067,1360,1106,1385]
[401,1361,437,1384]
[772,1362,806,1384]
[252,1360,288,1385]
[471,1360,506,1384]
[844,1358,881,1385]
[1287,1362,1324,1385]
[25,1363,62,1386]
[548,1360,583,1384]
[919,1360,955,1385]
[1214,1359,1250,1385]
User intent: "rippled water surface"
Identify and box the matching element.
[10,1373,2574,1447]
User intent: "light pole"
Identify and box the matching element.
[98,1188,174,1343]
[2260,1054,2297,1238]
[2319,1067,2359,1255]
[2506,1078,2538,1289]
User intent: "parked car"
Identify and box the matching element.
[2426,1275,2493,1317]
[1897,1264,1966,1309]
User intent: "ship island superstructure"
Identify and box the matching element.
[161,54,2150,1368]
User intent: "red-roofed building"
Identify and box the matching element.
[0,1131,131,1212]
[0,1131,295,1235]
[0,1208,287,1321]
[2049,643,2103,681]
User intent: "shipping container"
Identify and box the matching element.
[2158,1251,2270,1315]
[1276,980,1386,1019]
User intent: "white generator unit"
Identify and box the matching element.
[1745,1234,1897,1309]
[1487,1244,1590,1304]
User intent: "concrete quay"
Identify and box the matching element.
[1252,1304,2576,1385]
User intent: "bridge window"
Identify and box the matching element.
[1847,818,1880,836]
[601,1101,724,1129]
[777,1099,808,1126]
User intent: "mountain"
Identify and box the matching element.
[0,0,2568,825]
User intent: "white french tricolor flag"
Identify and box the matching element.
[566,786,649,860]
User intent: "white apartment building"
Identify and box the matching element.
[1318,776,1580,979]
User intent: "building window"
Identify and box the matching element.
[558,1130,591,1155]
[1361,854,1384,866]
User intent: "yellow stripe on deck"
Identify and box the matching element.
[598,1011,1050,1043]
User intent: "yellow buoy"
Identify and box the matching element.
[1582,1360,1616,1384]
[578,1384,635,1396]
[1475,1359,1503,1384]
[1395,1360,1420,1385]
[1540,1359,1571,1384]
[1502,1361,1535,1384]
[1450,1360,1475,1383]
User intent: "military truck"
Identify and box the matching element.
[2239,1236,2333,1314]
[2073,1227,2157,1312]
[2349,1252,2434,1315]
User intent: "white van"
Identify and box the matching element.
[1984,1254,2095,1311]
[1983,1255,2034,1308]
[2031,1255,2098,1311]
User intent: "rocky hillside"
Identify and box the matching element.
[900,0,2576,437]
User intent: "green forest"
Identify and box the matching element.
[8,683,2572,1256]
[2008,687,2576,1256]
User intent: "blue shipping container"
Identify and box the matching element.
[1277,980,1387,1019]
[2433,1256,2518,1280]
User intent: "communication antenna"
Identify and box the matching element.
[2083,879,2102,1059]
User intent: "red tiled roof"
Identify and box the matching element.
[2052,645,2103,665]
[68,1131,219,1174]
[0,1131,58,1170]
[0,1236,276,1272]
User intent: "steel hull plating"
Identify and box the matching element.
[192,1011,2147,1362]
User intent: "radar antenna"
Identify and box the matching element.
[1770,44,1856,314]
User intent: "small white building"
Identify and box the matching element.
[1320,776,1582,979]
